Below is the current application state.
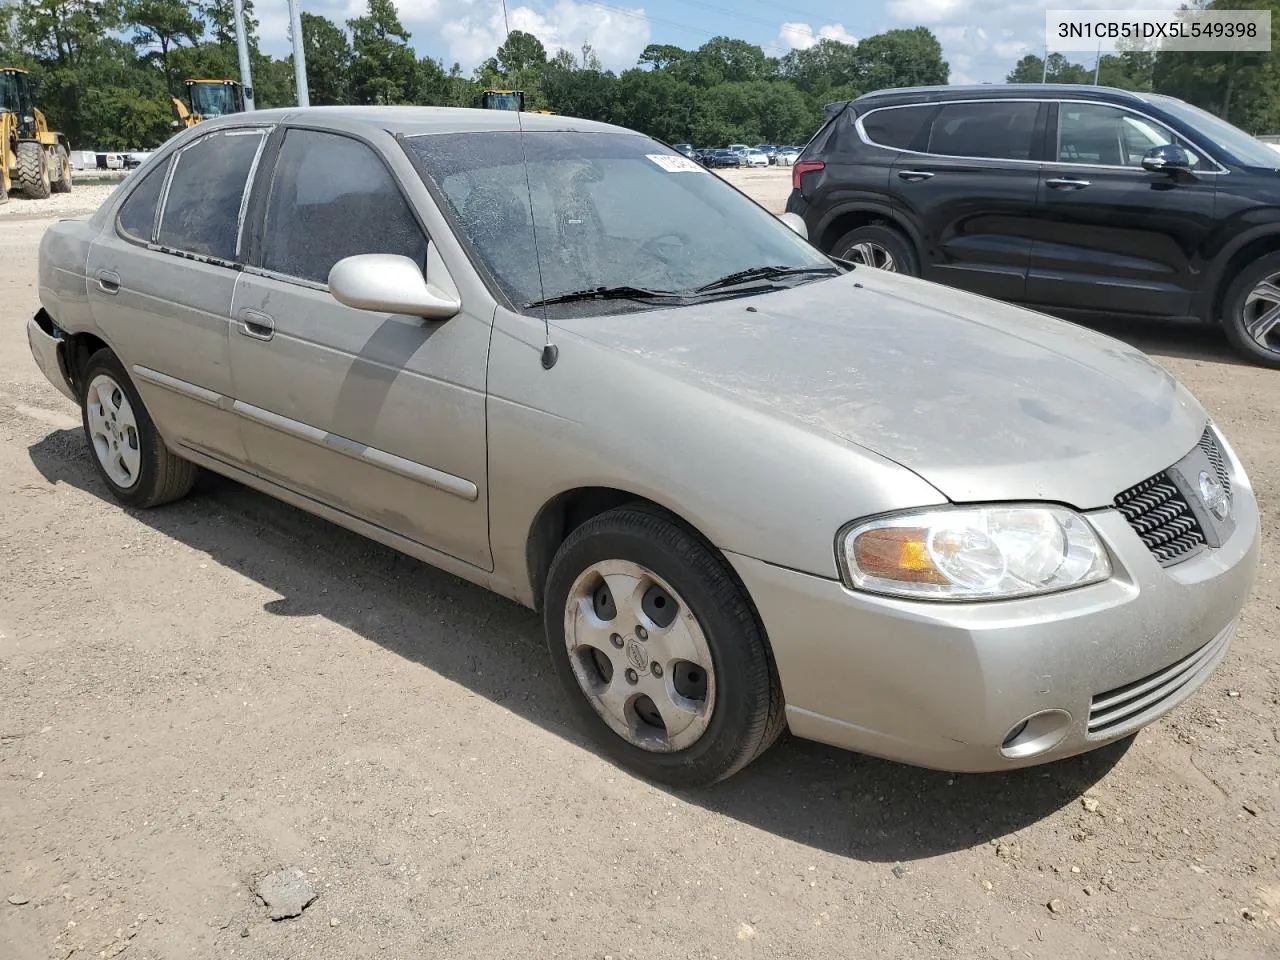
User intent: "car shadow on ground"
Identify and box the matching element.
[29,429,1130,862]
[1075,315,1249,367]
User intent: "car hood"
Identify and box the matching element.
[556,271,1207,509]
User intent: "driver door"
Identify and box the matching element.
[1027,101,1218,318]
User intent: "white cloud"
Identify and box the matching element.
[886,0,1187,84]
[776,22,857,52]
[439,1,650,71]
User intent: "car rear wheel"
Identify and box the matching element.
[543,505,786,786]
[831,223,918,276]
[80,349,198,507]
[1223,251,1280,369]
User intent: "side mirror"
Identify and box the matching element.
[328,253,461,320]
[1142,143,1192,174]
[777,211,808,240]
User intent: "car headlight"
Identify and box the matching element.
[838,505,1111,601]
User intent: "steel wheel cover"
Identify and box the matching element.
[563,559,716,753]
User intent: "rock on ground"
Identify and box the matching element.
[255,868,317,921]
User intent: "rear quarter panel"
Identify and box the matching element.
[38,217,102,333]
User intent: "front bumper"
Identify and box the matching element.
[27,311,77,403]
[728,461,1261,773]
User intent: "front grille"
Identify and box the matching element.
[1113,473,1206,566]
[1088,620,1236,735]
[1199,427,1231,495]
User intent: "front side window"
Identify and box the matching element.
[157,129,266,261]
[1057,102,1201,169]
[117,157,171,243]
[405,131,833,314]
[189,83,241,118]
[860,105,934,150]
[926,101,1039,161]
[260,129,429,285]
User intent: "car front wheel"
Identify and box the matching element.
[1223,250,1280,368]
[543,505,786,786]
[80,349,198,507]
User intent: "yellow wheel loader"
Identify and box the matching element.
[171,78,246,129]
[1,67,72,203]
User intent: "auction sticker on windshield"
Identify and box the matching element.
[647,154,703,172]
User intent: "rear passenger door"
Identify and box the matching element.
[228,127,493,570]
[85,126,270,462]
[884,100,1045,303]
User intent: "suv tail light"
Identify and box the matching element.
[792,160,825,192]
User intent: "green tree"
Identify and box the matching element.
[126,0,202,94]
[300,12,350,105]
[852,27,948,89]
[638,43,685,70]
[347,0,416,104]
[779,37,860,96]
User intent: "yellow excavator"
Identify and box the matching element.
[1,66,72,202]
[171,78,246,128]
[481,89,554,115]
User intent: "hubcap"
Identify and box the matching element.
[843,240,897,272]
[85,374,142,489]
[1243,271,1280,352]
[563,559,716,753]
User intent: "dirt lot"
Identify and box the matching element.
[1,169,1278,960]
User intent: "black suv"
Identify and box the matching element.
[787,84,1280,367]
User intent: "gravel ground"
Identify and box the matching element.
[1,182,120,221]
[1,170,1277,960]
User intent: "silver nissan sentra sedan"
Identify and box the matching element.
[28,107,1260,786]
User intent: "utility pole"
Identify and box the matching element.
[1093,39,1102,84]
[1041,43,1049,83]
[288,0,309,107]
[232,0,256,111]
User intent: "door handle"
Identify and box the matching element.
[96,270,121,295]
[897,170,935,182]
[1046,177,1091,190]
[237,309,275,341]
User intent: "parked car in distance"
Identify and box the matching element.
[788,83,1280,368]
[754,144,778,163]
[30,106,1259,787]
[673,142,695,158]
[774,147,800,166]
[743,149,769,168]
[726,143,749,157]
[709,148,742,168]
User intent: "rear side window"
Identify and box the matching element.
[926,102,1040,161]
[157,129,266,261]
[860,106,934,150]
[117,158,171,243]
[261,129,429,285]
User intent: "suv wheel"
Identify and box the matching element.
[830,224,918,276]
[1223,251,1280,368]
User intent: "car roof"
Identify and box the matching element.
[197,105,641,139]
[845,84,1169,110]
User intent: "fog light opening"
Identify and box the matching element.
[1000,709,1072,760]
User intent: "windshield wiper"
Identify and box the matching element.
[693,264,841,293]
[525,285,686,309]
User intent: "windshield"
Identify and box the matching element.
[405,131,832,314]
[0,73,22,113]
[1151,95,1279,169]
[484,92,522,111]
[189,83,240,118]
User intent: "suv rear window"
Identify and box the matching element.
[925,102,1039,161]
[860,106,933,150]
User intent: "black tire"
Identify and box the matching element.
[830,222,919,276]
[50,146,72,194]
[543,505,786,787]
[1222,250,1280,369]
[16,141,51,200]
[79,349,198,507]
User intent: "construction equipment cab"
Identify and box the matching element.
[172,79,246,128]
[1,66,72,201]
[482,89,524,111]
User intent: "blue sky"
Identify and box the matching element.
[251,0,1187,85]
